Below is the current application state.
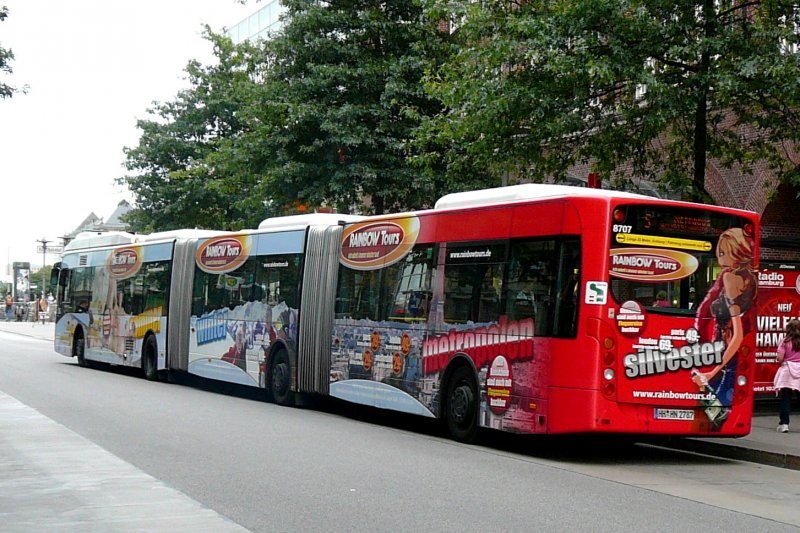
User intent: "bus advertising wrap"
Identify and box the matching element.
[107,246,143,279]
[340,217,420,270]
[54,242,173,369]
[52,185,766,441]
[196,235,252,274]
[332,214,543,433]
[609,206,758,432]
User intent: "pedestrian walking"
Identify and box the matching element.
[38,294,48,324]
[4,294,12,322]
[774,319,800,433]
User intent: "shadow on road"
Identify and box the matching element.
[65,359,734,467]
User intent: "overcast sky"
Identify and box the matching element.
[0,0,253,276]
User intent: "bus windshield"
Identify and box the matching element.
[609,204,755,315]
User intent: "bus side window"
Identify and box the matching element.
[553,239,581,338]
[69,267,95,314]
[442,245,504,324]
[193,268,229,316]
[257,254,301,309]
[335,268,381,320]
[58,267,72,315]
[381,245,433,321]
[506,239,557,335]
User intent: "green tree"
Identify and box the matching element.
[260,0,451,214]
[1,5,19,99]
[31,265,53,297]
[120,31,264,232]
[422,0,800,201]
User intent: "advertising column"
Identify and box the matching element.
[12,262,31,303]
[754,263,800,395]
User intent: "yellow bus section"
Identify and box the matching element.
[616,233,712,251]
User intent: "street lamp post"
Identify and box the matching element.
[36,237,50,323]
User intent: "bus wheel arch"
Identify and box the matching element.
[268,344,295,407]
[142,333,159,381]
[441,355,480,443]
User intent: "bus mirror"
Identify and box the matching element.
[50,263,62,289]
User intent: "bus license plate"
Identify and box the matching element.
[654,409,694,421]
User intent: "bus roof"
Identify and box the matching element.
[258,213,365,231]
[138,229,231,242]
[64,229,233,252]
[63,231,138,251]
[434,183,652,210]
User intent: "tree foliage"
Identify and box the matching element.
[260,0,451,214]
[1,5,18,99]
[421,0,800,200]
[120,31,266,232]
[122,2,450,231]
[122,1,800,229]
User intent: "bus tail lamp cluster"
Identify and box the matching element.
[734,356,751,405]
[602,336,617,398]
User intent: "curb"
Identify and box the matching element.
[650,437,800,471]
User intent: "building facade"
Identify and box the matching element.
[226,0,285,44]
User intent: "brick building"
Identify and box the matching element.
[707,165,800,263]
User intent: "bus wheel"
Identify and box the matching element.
[142,336,158,381]
[445,366,479,443]
[74,332,89,368]
[270,349,295,407]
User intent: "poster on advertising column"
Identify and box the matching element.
[754,263,800,395]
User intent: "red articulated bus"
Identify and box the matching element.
[53,184,760,442]
[331,184,759,441]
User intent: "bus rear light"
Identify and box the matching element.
[603,337,614,349]
[603,368,615,381]
[603,351,615,365]
[612,208,626,223]
[743,222,754,237]
[737,375,747,387]
[738,358,751,373]
[734,388,748,404]
[603,383,615,396]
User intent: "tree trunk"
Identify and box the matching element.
[692,0,714,204]
[692,81,708,203]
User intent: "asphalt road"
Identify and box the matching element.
[2,332,799,532]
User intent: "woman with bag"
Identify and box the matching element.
[774,319,800,433]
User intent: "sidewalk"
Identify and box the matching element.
[0,319,55,342]
[0,320,247,531]
[0,319,798,471]
[651,402,800,470]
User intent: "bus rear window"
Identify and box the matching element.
[609,204,756,314]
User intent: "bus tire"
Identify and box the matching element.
[270,349,295,407]
[445,365,479,443]
[74,331,89,368]
[142,335,159,381]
